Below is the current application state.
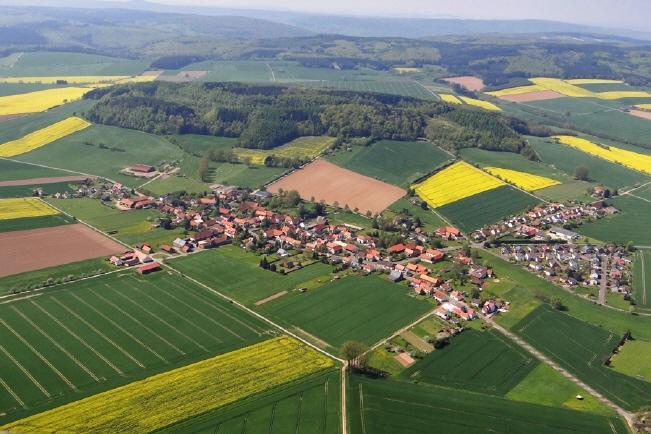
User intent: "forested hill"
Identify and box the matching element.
[85,82,526,153]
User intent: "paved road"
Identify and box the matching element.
[485,315,635,431]
[598,254,609,305]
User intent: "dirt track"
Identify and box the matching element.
[268,159,406,214]
[499,90,564,102]
[0,176,89,187]
[0,224,123,276]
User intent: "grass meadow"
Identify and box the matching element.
[169,246,334,306]
[0,271,269,424]
[633,250,651,309]
[577,196,651,246]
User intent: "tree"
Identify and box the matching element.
[551,297,565,311]
[574,166,589,181]
[626,241,635,252]
[341,340,368,369]
[259,256,270,270]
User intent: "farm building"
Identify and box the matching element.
[138,262,161,274]
[131,164,155,173]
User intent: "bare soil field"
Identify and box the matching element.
[443,76,485,91]
[630,109,651,121]
[395,352,416,367]
[268,159,406,214]
[0,223,123,276]
[0,175,89,187]
[498,90,564,102]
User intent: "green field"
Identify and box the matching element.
[0,257,111,295]
[506,364,610,414]
[401,329,538,396]
[436,186,540,232]
[479,252,651,340]
[609,340,651,382]
[327,140,451,187]
[142,175,212,196]
[168,134,238,156]
[305,79,433,99]
[0,213,74,233]
[385,197,446,233]
[633,250,651,308]
[169,246,334,305]
[523,97,651,145]
[0,100,96,144]
[17,124,185,187]
[578,196,651,246]
[0,180,81,198]
[512,305,651,411]
[258,275,432,349]
[0,159,68,182]
[348,376,627,434]
[46,198,183,248]
[0,271,269,423]
[164,368,340,434]
[0,51,148,77]
[528,136,649,190]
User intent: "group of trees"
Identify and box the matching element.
[86,82,527,154]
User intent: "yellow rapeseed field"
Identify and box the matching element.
[0,87,92,115]
[413,161,505,208]
[596,91,651,100]
[529,78,596,98]
[554,135,651,176]
[459,96,502,111]
[438,93,462,104]
[2,336,334,433]
[635,104,651,111]
[565,79,623,84]
[485,167,560,191]
[486,84,546,97]
[0,117,91,157]
[234,136,336,165]
[0,198,59,220]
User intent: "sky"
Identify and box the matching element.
[141,0,650,30]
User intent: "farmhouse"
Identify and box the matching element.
[138,262,161,274]
[131,164,155,173]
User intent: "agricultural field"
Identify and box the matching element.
[234,136,336,165]
[633,250,651,308]
[179,157,287,190]
[578,195,651,246]
[0,257,111,295]
[0,116,91,157]
[609,340,651,382]
[0,83,58,97]
[258,275,432,349]
[0,75,154,85]
[402,329,538,395]
[413,161,505,208]
[459,96,501,111]
[0,100,95,144]
[512,305,651,411]
[0,214,74,234]
[0,197,59,220]
[46,198,184,248]
[527,136,650,190]
[0,51,149,77]
[0,224,123,277]
[485,167,560,191]
[17,124,185,187]
[0,87,92,115]
[0,178,88,199]
[3,337,332,433]
[268,159,406,215]
[327,140,452,187]
[348,376,627,434]
[442,76,485,91]
[438,93,462,104]
[164,368,340,434]
[0,271,270,423]
[169,245,334,306]
[553,135,651,176]
[168,134,238,156]
[435,185,540,232]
